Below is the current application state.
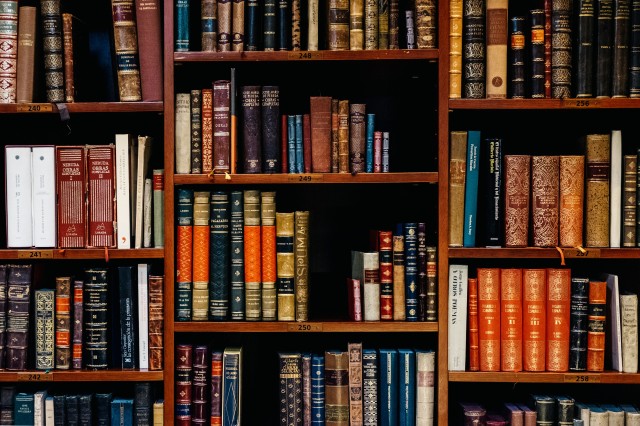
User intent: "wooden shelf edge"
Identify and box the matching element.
[449,98,640,110]
[174,49,439,62]
[173,172,438,185]
[449,371,640,384]
[0,248,164,260]
[448,247,640,259]
[0,102,163,114]
[0,370,163,382]
[174,321,438,333]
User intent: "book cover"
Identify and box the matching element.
[603,272,622,371]
[585,133,611,247]
[111,0,142,101]
[415,0,436,48]
[40,0,64,102]
[416,349,435,425]
[5,146,32,247]
[175,343,193,423]
[587,280,607,371]
[135,136,153,248]
[192,199,210,320]
[61,12,90,102]
[392,225,406,321]
[569,277,589,371]
[260,191,277,321]
[16,5,35,103]
[152,169,164,247]
[544,0,553,97]
[596,0,614,97]
[325,350,349,425]
[398,348,416,426]
[35,289,55,370]
[500,268,522,372]
[531,155,559,247]
[612,0,631,96]
[134,0,162,101]
[559,155,585,247]
[213,80,231,173]
[485,0,508,98]
[83,269,109,369]
[148,275,164,371]
[115,134,133,248]
[480,137,503,247]
[349,103,366,173]
[190,89,203,174]
[575,0,596,97]
[530,9,546,98]
[509,16,526,99]
[244,190,262,321]
[350,0,364,50]
[468,277,480,371]
[134,382,153,425]
[31,146,56,248]
[504,155,531,247]
[522,268,546,371]
[448,264,468,371]
[279,353,303,425]
[463,130,481,247]
[262,0,275,51]
[110,398,134,426]
[210,351,223,425]
[310,96,332,173]
[365,0,379,50]
[86,145,117,248]
[379,349,398,426]
[328,0,349,50]
[175,0,189,51]
[241,85,262,173]
[551,0,573,98]
[311,354,325,425]
[210,191,231,321]
[34,389,47,426]
[348,342,363,425]
[546,268,571,372]
[302,352,312,425]
[202,88,213,173]
[403,222,419,321]
[54,277,71,370]
[631,0,640,97]
[448,131,467,247]
[366,114,375,172]
[276,212,295,321]
[620,292,639,373]
[477,267,500,371]
[175,92,191,174]
[462,0,485,98]
[243,0,258,50]
[176,189,194,321]
[294,211,310,321]
[362,349,378,425]
[261,85,280,173]
[331,98,339,172]
[72,279,83,369]
[379,230,394,320]
[137,264,150,370]
[291,0,301,51]
[230,191,245,320]
[347,278,363,321]
[449,0,463,98]
[14,392,34,426]
[296,114,304,173]
[338,99,350,173]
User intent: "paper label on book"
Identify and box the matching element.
[16,103,54,112]
[17,372,54,381]
[18,250,53,259]
[563,374,601,383]
[287,323,323,332]
[562,248,600,258]
[287,51,324,60]
[287,174,324,183]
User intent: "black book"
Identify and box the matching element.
[263,0,277,51]
[54,394,67,426]
[551,0,573,98]
[117,266,138,370]
[245,0,261,51]
[555,395,575,424]
[509,16,526,98]
[612,0,631,97]
[241,85,263,173]
[530,9,546,98]
[134,382,153,426]
[191,89,203,173]
[463,0,486,98]
[596,0,614,97]
[5,264,32,371]
[95,393,112,426]
[277,0,290,50]
[629,0,640,97]
[530,394,556,423]
[191,346,209,425]
[66,395,79,426]
[79,394,93,425]
[574,0,596,97]
[0,265,6,370]
[84,269,109,370]
[261,85,281,173]
[0,386,15,424]
[417,223,428,321]
[569,277,589,371]
[479,138,503,247]
[209,191,231,320]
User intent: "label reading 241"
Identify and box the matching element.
[18,250,53,259]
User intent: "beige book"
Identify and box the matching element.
[349,0,364,50]
[16,6,36,103]
[276,212,295,321]
[307,0,319,50]
[448,131,467,247]
[584,134,611,247]
[620,292,638,373]
[485,0,509,98]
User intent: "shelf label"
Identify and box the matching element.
[287,174,323,183]
[287,51,324,60]
[16,103,54,113]
[17,372,54,382]
[561,99,600,109]
[287,323,323,332]
[562,248,600,258]
[18,250,54,259]
[564,374,601,383]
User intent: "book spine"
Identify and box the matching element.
[587,280,607,371]
[287,114,296,173]
[365,0,378,50]
[523,269,547,371]
[468,277,479,371]
[35,289,55,370]
[365,113,374,172]
[631,0,640,96]
[261,86,281,173]
[86,145,116,248]
[348,278,363,321]
[620,293,638,372]
[276,212,295,321]
[447,264,468,371]
[232,0,245,51]
[192,346,209,424]
[230,191,245,320]
[551,0,573,98]
[477,268,500,371]
[5,267,32,370]
[217,0,231,51]
[415,0,436,48]
[610,129,623,248]
[192,191,211,321]
[585,133,611,247]
[261,192,277,321]
[310,96,333,173]
[303,113,312,173]
[302,353,312,425]
[311,355,325,425]
[575,0,596,97]
[201,88,214,173]
[328,0,349,50]
[500,268,523,372]
[244,190,262,321]
[350,0,364,50]
[245,0,259,51]
[509,16,526,98]
[379,0,390,49]
[263,0,276,51]
[379,230,394,320]
[72,280,83,369]
[389,0,399,49]
[277,0,289,50]
[210,351,222,425]
[463,131,480,247]
[398,349,416,425]
[148,275,164,371]
[176,189,194,321]
[448,131,467,247]
[485,0,508,98]
[191,89,203,173]
[134,0,162,100]
[569,277,589,371]
[241,85,262,173]
[338,99,350,173]
[31,146,56,248]
[392,227,408,315]
[362,349,378,424]
[612,0,631,97]
[348,342,363,426]
[331,98,339,172]
[637,147,640,246]
[295,211,310,321]
[209,191,231,320]
[5,146,32,248]
[115,135,132,249]
[349,103,366,173]
[416,224,428,321]
[213,80,231,173]
[291,0,301,50]
[374,131,383,173]
[40,0,64,102]
[83,269,109,369]
[0,267,6,370]
[403,223,418,321]
[55,277,71,370]
[175,344,192,423]
[152,169,165,247]
[597,0,614,97]
[175,0,190,51]
[449,0,462,98]
[504,155,531,247]
[379,349,398,426]
[325,350,349,425]
[531,155,560,247]
[279,353,303,425]
[481,138,503,246]
[62,13,75,102]
[544,0,553,97]
[111,0,142,101]
[201,0,218,51]
[530,9,546,98]
[175,92,192,174]
[624,154,637,246]
[462,0,485,98]
[559,155,585,247]
[16,5,35,103]
[222,348,242,425]
[546,268,571,372]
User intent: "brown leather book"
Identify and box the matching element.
[448,130,467,247]
[111,0,142,101]
[531,155,559,247]
[295,211,310,321]
[500,268,523,372]
[328,0,350,50]
[379,230,393,320]
[213,80,231,173]
[585,133,611,247]
[587,280,607,371]
[338,99,350,173]
[350,0,364,50]
[148,275,164,370]
[310,96,332,173]
[62,13,76,102]
[217,0,231,51]
[523,268,546,371]
[349,103,366,173]
[468,277,480,371]
[415,0,436,48]
[303,113,312,173]
[477,267,500,371]
[135,0,163,101]
[485,0,509,99]
[16,5,35,103]
[231,0,244,51]
[392,232,406,321]
[546,268,571,372]
[54,277,71,370]
[559,155,585,247]
[504,155,531,247]
[331,98,339,172]
[347,342,363,425]
[201,88,213,173]
[276,212,295,321]
[325,350,350,425]
[623,154,637,246]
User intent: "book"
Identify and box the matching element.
[115,134,133,248]
[467,277,480,371]
[14,392,34,426]
[546,268,571,372]
[597,0,614,97]
[261,86,280,173]
[559,155,585,247]
[190,89,203,173]
[403,223,419,321]
[624,154,637,246]
[135,0,162,101]
[31,146,56,248]
[462,0,485,98]
[531,155,559,247]
[213,80,231,173]
[612,0,631,96]
[350,0,364,50]
[500,268,522,372]
[222,347,242,424]
[134,382,153,425]
[459,402,487,425]
[485,0,508,98]
[291,0,301,51]
[135,136,153,248]
[153,399,164,426]
[202,87,213,173]
[279,353,303,425]
[415,349,435,425]
[415,0,436,48]
[631,0,640,97]
[230,191,245,320]
[111,0,142,101]
[86,145,117,247]
[72,279,83,369]
[569,277,589,371]
[477,268,500,371]
[62,12,89,102]
[210,351,223,425]
[504,155,531,247]
[175,0,190,51]
[585,133,611,247]
[530,9,546,98]
[575,0,596,97]
[277,0,289,51]
[588,280,607,371]
[152,169,164,247]
[111,398,134,425]
[262,0,276,51]
[210,191,231,321]
[463,131,480,247]
[0,267,6,370]
[232,0,244,51]
[480,137,503,246]
[148,275,164,371]
[392,226,406,321]
[310,96,332,173]
[522,268,546,371]
[175,92,191,174]
[551,0,573,98]
[379,348,398,426]
[35,289,55,370]
[241,85,262,173]
[338,99,350,173]
[328,0,349,50]
[244,190,262,321]
[137,264,150,370]
[349,103,366,173]
[302,352,312,425]
[618,291,639,374]
[175,344,192,423]
[360,349,378,424]
[604,272,622,371]
[366,115,375,173]
[398,348,416,425]
[448,130,467,247]
[276,212,295,321]
[449,0,462,98]
[610,130,623,247]
[40,0,64,102]
[509,16,526,98]
[294,211,310,321]
[348,342,363,425]
[311,354,325,425]
[448,264,468,371]
[260,191,277,321]
[84,269,109,369]
[54,277,71,370]
[5,146,32,247]
[16,5,35,103]
[365,0,378,50]
[379,230,394,320]
[176,189,194,321]
[34,390,47,426]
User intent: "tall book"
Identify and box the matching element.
[241,85,262,173]
[462,0,485,98]
[623,154,637,246]
[596,0,614,97]
[261,192,277,321]
[84,269,109,370]
[153,169,164,247]
[610,130,623,247]
[54,277,71,370]
[338,99,350,173]
[115,135,133,248]
[137,263,150,370]
[603,272,622,371]
[379,230,394,320]
[16,5,35,103]
[325,350,349,425]
[192,349,209,424]
[34,389,47,426]
[531,155,559,247]
[134,382,153,425]
[86,145,117,248]
[310,96,332,173]
[5,146,32,248]
[468,277,480,371]
[612,0,631,96]
[559,155,585,247]
[291,0,301,51]
[14,392,34,426]
[575,0,596,97]
[348,342,363,426]
[31,146,56,248]
[485,0,509,98]
[544,0,553,97]
[416,224,428,321]
[276,212,295,321]
[392,225,406,321]
[349,103,366,173]
[365,0,378,49]
[134,0,162,100]
[111,398,134,425]
[279,353,303,425]
[449,0,463,98]
[118,266,140,366]
[261,85,280,173]
[190,90,203,174]
[546,268,571,372]
[0,266,6,370]
[244,190,262,321]
[500,268,522,372]
[175,92,191,174]
[61,12,86,102]
[477,268,500,371]
[403,222,419,321]
[479,137,503,246]
[379,348,398,426]
[72,279,83,369]
[176,189,194,321]
[230,191,245,320]
[210,191,231,321]
[551,0,573,98]
[530,9,546,98]
[331,98,339,172]
[584,133,611,247]
[350,0,364,50]
[135,136,153,248]
[463,131,480,247]
[587,280,607,371]
[111,0,142,101]
[449,131,467,246]
[522,268,546,371]
[415,0,436,48]
[213,80,231,173]
[311,354,325,425]
[35,289,55,370]
[631,0,640,97]
[509,16,526,98]
[328,0,349,50]
[262,0,276,51]
[175,344,193,423]
[569,277,589,371]
[398,348,416,425]
[620,292,639,373]
[448,264,468,371]
[416,349,435,426]
[148,275,164,371]
[504,155,531,247]
[295,211,310,321]
[218,0,231,51]
[302,352,312,425]
[40,0,64,102]
[222,347,242,425]
[277,0,290,51]
[210,351,223,425]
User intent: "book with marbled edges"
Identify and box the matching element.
[362,349,378,425]
[500,268,522,372]
[477,268,500,371]
[192,191,210,321]
[546,268,571,372]
[585,133,611,247]
[504,155,531,247]
[261,86,280,173]
[176,189,194,321]
[35,289,55,370]
[523,268,546,371]
[559,155,585,247]
[230,191,245,320]
[54,277,71,370]
[276,212,295,321]
[261,191,277,321]
[311,354,325,425]
[569,277,589,371]
[210,191,230,321]
[244,190,262,321]
[532,156,559,247]
[279,353,303,425]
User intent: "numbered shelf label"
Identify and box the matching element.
[287,174,323,183]
[563,374,601,383]
[17,372,54,382]
[560,99,600,109]
[562,248,600,258]
[18,250,54,259]
[287,51,323,60]
[16,103,54,113]
[287,322,323,332]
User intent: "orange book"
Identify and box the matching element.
[477,268,501,371]
[468,277,480,371]
[522,268,546,371]
[244,190,262,321]
[587,280,607,372]
[546,268,571,372]
[500,268,523,372]
[191,191,210,321]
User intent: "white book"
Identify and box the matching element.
[138,263,150,369]
[448,264,468,371]
[415,349,435,426]
[610,129,622,247]
[33,390,48,426]
[351,250,380,321]
[620,404,640,426]
[175,92,191,174]
[44,396,54,426]
[5,146,33,247]
[575,402,591,426]
[143,177,153,247]
[602,404,624,426]
[135,136,153,248]
[620,292,638,373]
[129,136,138,240]
[31,146,56,247]
[115,134,133,248]
[307,0,319,50]
[603,273,622,371]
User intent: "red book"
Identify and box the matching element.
[523,268,546,371]
[213,80,231,173]
[201,88,213,173]
[309,96,332,173]
[148,275,164,371]
[281,114,288,173]
[468,277,480,371]
[86,145,116,248]
[504,155,531,247]
[347,278,363,321]
[587,280,606,372]
[378,230,393,320]
[134,0,163,101]
[477,268,501,371]
[546,267,571,372]
[210,351,223,425]
[303,113,312,173]
[72,279,83,369]
[175,344,193,424]
[543,0,552,98]
[500,268,523,372]
[56,146,87,248]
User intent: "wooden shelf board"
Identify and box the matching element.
[449,98,640,110]
[173,172,438,185]
[449,247,640,259]
[0,248,164,260]
[174,321,438,333]
[0,370,163,382]
[449,371,640,384]
[174,49,439,62]
[0,102,163,114]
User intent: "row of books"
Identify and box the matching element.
[0,264,164,372]
[176,85,392,175]
[449,130,636,249]
[176,189,310,322]
[176,0,436,52]
[448,264,639,374]
[4,140,164,249]
[459,396,640,425]
[349,223,437,322]
[3,0,162,104]
[0,383,162,426]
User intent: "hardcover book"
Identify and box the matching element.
[449,131,467,247]
[338,99,350,173]
[587,280,607,371]
[31,146,56,248]
[210,191,231,321]
[531,155,559,247]
[5,146,32,247]
[16,5,34,103]
[551,0,573,98]
[72,279,83,369]
[596,0,614,97]
[54,277,71,370]
[294,211,310,321]
[463,0,485,98]
[190,90,203,174]
[448,264,468,371]
[509,16,526,98]
[135,0,162,101]
[302,352,312,425]
[276,212,295,321]
[230,191,245,320]
[175,343,193,422]
[279,353,303,425]
[261,86,281,173]
[398,349,416,425]
[623,154,637,246]
[612,0,631,97]
[111,0,142,101]
[40,0,64,102]
[328,0,350,50]
[0,266,6,369]
[175,0,189,51]
[463,131,481,247]
[584,133,611,247]
[468,277,480,371]
[480,137,503,246]
[393,225,406,321]
[86,145,117,248]
[310,96,332,173]
[504,155,531,247]
[522,268,546,371]
[575,0,595,97]
[403,222,419,321]
[362,349,378,425]
[35,289,55,370]
[137,264,150,370]
[244,190,262,321]
[6,265,32,371]
[620,292,639,373]
[202,88,214,173]
[311,354,325,425]
[604,272,622,371]
[213,80,231,173]
[569,277,589,371]
[241,85,262,173]
[500,268,523,372]
[416,349,435,425]
[218,0,231,51]
[349,103,366,173]
[232,0,245,51]
[348,342,363,426]
[365,0,378,50]
[610,130,623,247]
[530,9,546,98]
[379,349,398,426]
[559,155,585,247]
[325,350,349,425]
[260,191,277,321]
[485,0,508,98]
[477,268,500,371]
[449,0,463,98]
[379,230,394,320]
[546,268,571,372]
[83,269,109,369]
[175,92,191,174]
[210,351,223,425]
[148,275,164,370]
[176,189,194,321]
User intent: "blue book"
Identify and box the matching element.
[87,29,118,102]
[245,1,260,50]
[222,347,242,426]
[118,266,138,369]
[175,0,190,51]
[295,114,304,173]
[379,349,398,426]
[210,191,231,320]
[463,130,481,247]
[96,393,113,426]
[403,223,419,321]
[287,115,296,173]
[14,392,34,426]
[311,354,325,425]
[277,0,290,50]
[263,0,277,51]
[362,349,378,425]
[365,113,375,172]
[110,398,134,426]
[230,191,245,320]
[398,349,416,426]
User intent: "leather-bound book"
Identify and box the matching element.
[416,224,428,321]
[449,131,467,247]
[389,0,400,49]
[262,0,276,51]
[295,211,310,321]
[291,0,301,50]
[523,268,546,371]
[403,223,418,321]
[325,350,349,425]
[329,0,350,50]
[303,113,312,173]
[559,155,585,247]
[551,0,573,98]
[587,280,607,371]
[575,0,596,97]
[631,1,640,97]
[261,192,277,321]
[175,0,190,51]
[147,275,164,370]
[111,0,142,101]
[485,0,508,99]
[504,155,531,247]
[230,191,245,320]
[241,85,262,173]
[83,268,109,370]
[365,0,378,50]
[56,146,87,248]
[530,9,546,98]
[544,0,552,97]
[619,292,638,373]
[191,90,203,173]
[530,395,555,425]
[425,246,437,321]
[175,344,193,423]
[281,114,288,172]
[261,86,280,173]
[210,350,222,424]
[378,0,389,49]
[16,5,35,103]
[392,225,406,321]
[209,191,231,321]
[349,103,366,173]
[584,133,611,247]
[0,266,6,370]
[245,0,259,51]
[72,280,83,369]
[503,402,524,426]
[348,342,363,425]
[276,212,295,321]
[279,353,303,425]
[546,268,571,372]
[468,277,480,371]
[213,80,231,173]
[86,145,117,248]
[532,155,559,247]
[477,268,500,371]
[134,382,153,425]
[55,277,71,370]
[517,403,537,426]
[191,191,210,321]
[415,0,436,48]
[338,99,350,173]
[202,88,213,173]
[350,0,364,50]
[176,189,194,321]
[192,346,209,424]
[244,190,262,321]
[134,0,162,100]
[62,13,90,103]
[569,277,589,371]
[35,289,55,370]
[509,16,526,99]
[201,0,218,52]
[217,0,232,51]
[40,0,64,102]
[232,0,245,51]
[500,268,523,372]
[612,0,631,97]
[463,0,485,98]
[331,98,339,172]
[310,96,332,173]
[362,349,377,425]
[555,396,575,425]
[596,0,614,97]
[459,402,487,424]
[623,154,637,246]
[405,10,416,47]
[277,0,290,51]
[449,0,463,98]
[347,278,363,321]
[379,230,394,320]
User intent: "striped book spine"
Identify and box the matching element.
[191,191,210,321]
[86,145,116,248]
[404,222,419,321]
[244,190,262,320]
[210,191,231,320]
[261,192,277,321]
[276,212,295,321]
[56,146,87,248]
[176,189,194,321]
[40,0,64,102]
[0,1,17,103]
[230,191,245,320]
